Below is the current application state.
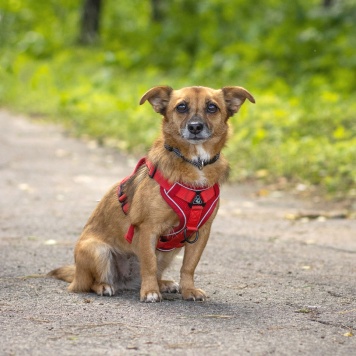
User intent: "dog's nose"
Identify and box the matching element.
[188,122,204,135]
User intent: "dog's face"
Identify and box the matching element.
[140,86,255,147]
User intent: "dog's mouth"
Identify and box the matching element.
[181,133,211,144]
[187,135,210,143]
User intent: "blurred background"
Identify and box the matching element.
[0,0,355,197]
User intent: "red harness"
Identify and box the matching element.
[118,158,220,251]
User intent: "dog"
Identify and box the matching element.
[48,85,255,302]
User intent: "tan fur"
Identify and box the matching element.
[48,86,255,302]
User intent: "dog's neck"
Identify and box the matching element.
[164,143,220,171]
[147,138,229,187]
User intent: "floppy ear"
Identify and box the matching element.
[222,86,255,117]
[139,86,173,114]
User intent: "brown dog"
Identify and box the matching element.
[48,86,255,302]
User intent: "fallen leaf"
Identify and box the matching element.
[257,189,270,197]
[301,265,311,270]
[126,345,139,350]
[285,213,298,220]
[44,239,57,245]
[343,331,353,337]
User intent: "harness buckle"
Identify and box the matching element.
[183,229,199,244]
[188,191,206,208]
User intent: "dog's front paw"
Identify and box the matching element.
[140,290,162,303]
[181,288,207,302]
[159,280,180,293]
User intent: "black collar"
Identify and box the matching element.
[164,144,220,170]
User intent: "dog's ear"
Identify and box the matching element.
[222,86,255,117]
[139,86,173,114]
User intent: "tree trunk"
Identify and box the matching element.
[322,0,334,7]
[151,0,163,22]
[80,0,102,44]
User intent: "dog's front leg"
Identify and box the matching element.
[180,221,213,301]
[136,224,162,303]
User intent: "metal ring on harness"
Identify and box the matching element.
[183,229,199,244]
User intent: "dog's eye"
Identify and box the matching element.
[176,103,188,113]
[207,103,218,113]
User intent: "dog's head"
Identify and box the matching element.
[140,86,255,147]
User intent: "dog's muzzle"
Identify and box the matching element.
[181,117,211,142]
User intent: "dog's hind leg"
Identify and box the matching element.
[69,236,117,296]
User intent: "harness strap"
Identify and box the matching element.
[125,224,135,243]
[146,159,171,190]
[118,157,147,214]
[186,205,204,231]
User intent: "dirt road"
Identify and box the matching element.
[0,110,355,355]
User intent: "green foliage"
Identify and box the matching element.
[0,0,355,197]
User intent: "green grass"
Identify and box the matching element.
[0,0,355,198]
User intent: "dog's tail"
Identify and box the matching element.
[47,265,75,283]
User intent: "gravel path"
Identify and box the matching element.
[0,110,355,355]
